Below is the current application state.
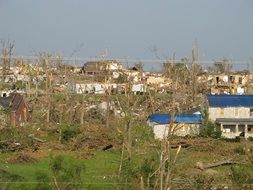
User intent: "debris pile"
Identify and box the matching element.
[0,140,25,153]
[9,154,38,164]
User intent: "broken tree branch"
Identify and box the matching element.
[196,160,240,170]
[28,134,46,143]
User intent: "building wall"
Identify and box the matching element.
[208,107,251,121]
[150,123,200,139]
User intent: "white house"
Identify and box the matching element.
[75,83,117,94]
[207,94,253,138]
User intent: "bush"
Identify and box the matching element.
[200,120,221,139]
[50,155,85,190]
[131,122,155,147]
[201,108,222,139]
[235,136,241,142]
[248,136,253,141]
[61,124,80,143]
[223,136,241,143]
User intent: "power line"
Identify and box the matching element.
[1,55,252,65]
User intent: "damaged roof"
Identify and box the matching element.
[0,93,24,112]
[0,95,13,108]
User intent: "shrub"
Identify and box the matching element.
[235,136,241,142]
[200,120,221,139]
[50,155,85,190]
[61,124,80,143]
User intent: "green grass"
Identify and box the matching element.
[0,151,121,190]
[83,151,120,190]
[1,139,253,189]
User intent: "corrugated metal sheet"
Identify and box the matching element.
[148,114,202,124]
[208,94,253,107]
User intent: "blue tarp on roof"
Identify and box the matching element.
[207,94,253,107]
[148,114,202,124]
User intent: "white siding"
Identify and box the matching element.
[151,123,200,140]
[209,107,251,121]
[153,124,169,139]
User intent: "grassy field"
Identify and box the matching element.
[0,151,121,190]
[1,138,253,190]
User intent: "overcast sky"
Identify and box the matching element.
[0,0,253,69]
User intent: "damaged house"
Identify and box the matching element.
[208,72,253,95]
[81,60,123,82]
[0,93,31,127]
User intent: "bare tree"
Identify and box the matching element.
[149,50,203,189]
[1,39,14,76]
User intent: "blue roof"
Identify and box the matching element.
[207,94,253,107]
[148,114,202,124]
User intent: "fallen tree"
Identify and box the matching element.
[28,134,46,143]
[196,160,240,170]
